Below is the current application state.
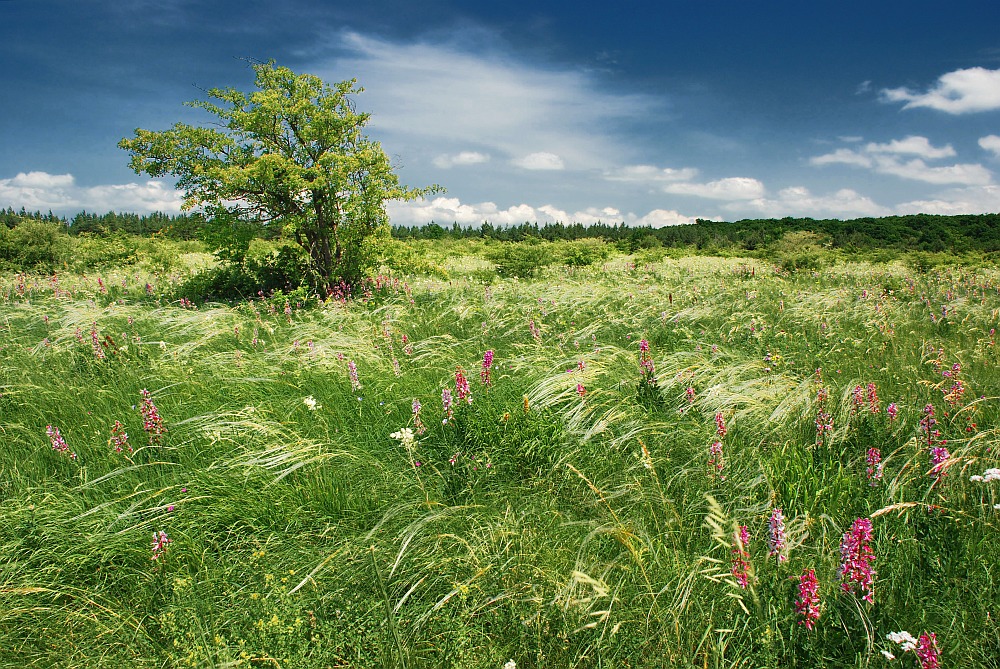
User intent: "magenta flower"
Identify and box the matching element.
[576,383,586,397]
[730,525,752,589]
[481,350,494,386]
[46,425,77,460]
[151,530,172,562]
[109,420,132,454]
[886,402,898,422]
[916,632,941,669]
[768,508,787,561]
[455,367,472,405]
[442,388,454,422]
[139,389,166,445]
[866,382,881,413]
[714,412,727,438]
[866,447,883,485]
[638,339,656,386]
[348,360,361,391]
[708,441,725,478]
[839,517,876,603]
[794,568,821,630]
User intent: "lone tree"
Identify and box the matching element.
[119,61,438,293]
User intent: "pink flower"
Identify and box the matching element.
[915,632,941,669]
[866,382,881,413]
[714,412,727,438]
[480,350,494,386]
[886,402,898,422]
[768,508,787,561]
[442,388,454,422]
[151,530,172,562]
[46,425,77,459]
[139,389,166,445]
[109,420,132,454]
[794,568,821,630]
[730,525,751,589]
[455,367,472,405]
[576,383,586,397]
[839,517,876,603]
[348,360,361,391]
[708,441,725,478]
[866,447,883,485]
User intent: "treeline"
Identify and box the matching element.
[1,207,204,239]
[392,214,1000,253]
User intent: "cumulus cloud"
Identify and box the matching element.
[432,151,490,168]
[865,136,956,159]
[663,177,765,200]
[979,135,1000,158]
[387,196,696,227]
[511,152,564,170]
[810,136,992,186]
[603,164,700,183]
[736,186,888,218]
[882,67,1000,114]
[0,171,183,214]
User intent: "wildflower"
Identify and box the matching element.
[638,339,656,386]
[866,382,881,413]
[730,525,751,589]
[714,412,727,438]
[504,661,517,669]
[109,420,132,453]
[481,350,494,386]
[866,447,883,485]
[455,367,472,405]
[839,517,876,603]
[442,388,454,422]
[46,425,77,459]
[348,360,361,391]
[886,402,899,422]
[139,389,167,445]
[708,441,725,478]
[90,322,105,360]
[887,631,918,652]
[794,568,821,630]
[528,319,541,342]
[151,530,172,562]
[969,467,1000,483]
[412,398,426,435]
[915,633,940,669]
[814,384,833,447]
[303,396,321,411]
[852,384,866,414]
[685,386,696,405]
[576,383,586,397]
[768,508,787,561]
[390,427,417,450]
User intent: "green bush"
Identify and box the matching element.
[486,241,554,278]
[557,239,612,267]
[0,219,70,271]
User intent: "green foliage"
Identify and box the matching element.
[0,219,69,271]
[486,240,555,278]
[119,61,440,293]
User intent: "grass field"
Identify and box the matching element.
[1,246,999,668]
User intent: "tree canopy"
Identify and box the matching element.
[119,61,438,292]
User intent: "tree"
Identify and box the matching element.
[119,61,439,293]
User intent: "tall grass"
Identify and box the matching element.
[1,252,998,667]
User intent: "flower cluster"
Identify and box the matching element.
[139,389,166,445]
[390,427,417,450]
[839,517,876,603]
[920,404,949,478]
[412,398,427,435]
[814,370,833,447]
[455,367,472,405]
[969,467,1000,482]
[109,420,132,453]
[885,631,941,668]
[638,339,656,387]
[348,360,361,391]
[480,350,494,386]
[151,530,172,562]
[46,425,77,460]
[866,447,884,485]
[442,388,454,423]
[730,525,752,589]
[794,568,821,630]
[708,412,727,479]
[886,402,899,422]
[768,508,787,561]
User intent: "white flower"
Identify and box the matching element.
[881,650,896,660]
[390,428,417,449]
[503,661,517,669]
[887,631,917,652]
[303,396,320,411]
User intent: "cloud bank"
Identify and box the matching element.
[882,67,1000,114]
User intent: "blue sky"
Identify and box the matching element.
[2,0,1000,226]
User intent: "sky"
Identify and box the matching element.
[2,0,1000,227]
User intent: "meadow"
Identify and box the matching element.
[1,238,998,668]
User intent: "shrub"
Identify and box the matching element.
[486,241,554,278]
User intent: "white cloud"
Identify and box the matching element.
[387,196,697,227]
[603,164,699,183]
[897,185,1000,215]
[873,157,992,186]
[432,151,490,168]
[979,135,1000,158]
[0,171,183,214]
[511,152,564,170]
[809,148,873,168]
[811,136,992,186]
[663,177,765,200]
[865,136,956,159]
[737,186,888,218]
[882,67,1000,114]
[327,31,656,169]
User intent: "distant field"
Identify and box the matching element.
[1,246,998,668]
